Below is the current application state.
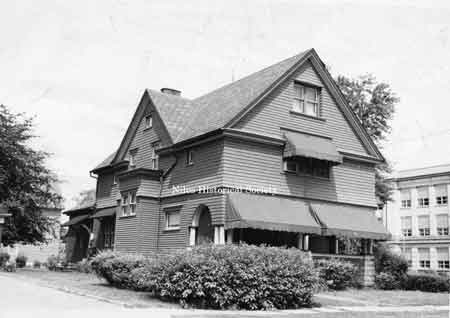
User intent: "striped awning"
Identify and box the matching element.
[283,131,342,164]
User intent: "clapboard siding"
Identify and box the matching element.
[161,140,224,196]
[223,138,376,207]
[96,173,117,208]
[138,197,159,255]
[156,193,225,253]
[114,206,139,254]
[234,60,369,156]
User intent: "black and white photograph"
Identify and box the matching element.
[0,1,449,317]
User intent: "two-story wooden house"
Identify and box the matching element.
[65,49,387,273]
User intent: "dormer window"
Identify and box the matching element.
[145,115,153,129]
[292,83,320,117]
[151,142,160,169]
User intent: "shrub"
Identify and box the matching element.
[15,255,27,268]
[315,258,358,290]
[375,272,402,290]
[91,251,148,289]
[374,244,408,279]
[47,255,59,271]
[75,258,92,273]
[134,244,318,310]
[0,252,10,267]
[4,261,16,272]
[403,273,450,293]
[33,260,42,268]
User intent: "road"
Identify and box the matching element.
[0,274,448,318]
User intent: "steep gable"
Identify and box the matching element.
[233,58,372,156]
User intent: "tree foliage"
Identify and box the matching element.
[336,74,398,204]
[0,104,62,245]
[72,189,96,209]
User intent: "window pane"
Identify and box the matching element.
[400,189,411,200]
[418,248,430,259]
[417,187,429,198]
[285,160,297,172]
[401,216,412,228]
[437,248,449,261]
[418,215,430,228]
[292,99,303,112]
[435,185,447,197]
[167,212,180,227]
[305,102,317,116]
[304,86,317,101]
[436,214,449,227]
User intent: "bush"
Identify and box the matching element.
[75,258,92,273]
[375,272,402,290]
[0,252,10,267]
[403,273,450,293]
[47,255,59,271]
[133,244,318,310]
[15,255,27,268]
[91,251,148,289]
[33,260,41,268]
[374,244,408,279]
[4,261,16,272]
[315,259,358,290]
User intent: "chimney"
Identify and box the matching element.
[160,88,181,96]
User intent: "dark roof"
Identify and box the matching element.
[63,202,95,216]
[94,151,116,170]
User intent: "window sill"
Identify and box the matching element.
[164,227,180,232]
[289,110,326,122]
[280,171,330,181]
[119,214,137,219]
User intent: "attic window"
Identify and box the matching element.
[186,150,194,165]
[145,115,153,129]
[129,149,138,167]
[292,83,320,117]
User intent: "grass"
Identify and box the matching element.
[3,267,178,308]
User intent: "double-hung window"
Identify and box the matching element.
[400,189,412,208]
[129,149,138,167]
[437,248,450,270]
[401,216,412,237]
[417,187,429,208]
[418,248,431,269]
[418,215,430,236]
[150,143,160,170]
[292,84,320,117]
[402,247,412,267]
[164,206,181,230]
[186,149,194,165]
[121,191,137,216]
[436,214,449,236]
[144,115,153,129]
[435,185,448,206]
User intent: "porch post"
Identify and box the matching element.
[303,234,310,251]
[335,237,339,254]
[368,239,373,255]
[189,227,196,246]
[297,233,304,250]
[218,226,225,244]
[226,229,234,244]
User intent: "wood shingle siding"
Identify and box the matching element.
[96,173,118,208]
[234,61,370,156]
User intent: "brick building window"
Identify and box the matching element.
[418,248,430,269]
[436,214,449,236]
[400,189,412,208]
[437,248,450,270]
[435,185,448,206]
[402,247,412,267]
[418,215,430,236]
[401,216,412,237]
[417,187,429,208]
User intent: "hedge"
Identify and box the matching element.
[92,245,319,310]
[0,252,10,267]
[403,273,450,293]
[315,259,358,290]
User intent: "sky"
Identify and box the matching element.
[1,0,449,209]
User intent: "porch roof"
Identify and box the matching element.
[310,202,389,240]
[62,214,90,227]
[283,131,342,164]
[91,206,116,219]
[226,193,322,234]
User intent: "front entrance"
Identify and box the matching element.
[196,205,214,244]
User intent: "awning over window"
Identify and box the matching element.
[226,193,322,234]
[283,131,342,164]
[91,207,116,219]
[62,214,90,227]
[310,202,389,240]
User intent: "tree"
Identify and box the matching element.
[0,104,62,245]
[335,74,399,205]
[72,189,96,208]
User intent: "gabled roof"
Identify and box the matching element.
[94,48,384,170]
[94,151,116,170]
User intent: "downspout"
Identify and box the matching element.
[156,154,178,252]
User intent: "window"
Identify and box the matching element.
[435,185,448,206]
[401,216,412,237]
[144,115,153,129]
[417,187,429,207]
[150,143,160,170]
[165,207,181,230]
[400,189,412,208]
[402,248,412,267]
[292,83,320,117]
[186,150,194,165]
[129,149,137,167]
[102,218,115,249]
[121,191,137,216]
[418,215,430,236]
[437,248,450,270]
[418,248,430,269]
[113,175,117,185]
[436,214,449,236]
[283,157,330,178]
